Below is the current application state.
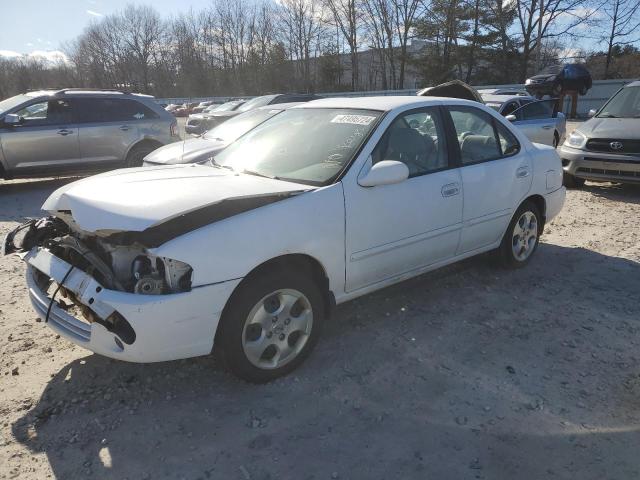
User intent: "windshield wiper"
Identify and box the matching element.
[208,158,234,171]
[243,169,279,180]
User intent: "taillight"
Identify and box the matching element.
[170,122,178,137]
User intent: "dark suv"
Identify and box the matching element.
[525,64,593,98]
[0,89,179,179]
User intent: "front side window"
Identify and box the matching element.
[513,100,555,120]
[213,108,382,185]
[372,107,448,177]
[501,101,519,116]
[13,99,74,126]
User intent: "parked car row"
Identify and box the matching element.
[4,93,566,382]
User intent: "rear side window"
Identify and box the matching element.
[72,98,158,123]
[513,100,555,120]
[448,106,519,164]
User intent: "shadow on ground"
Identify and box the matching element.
[12,243,640,479]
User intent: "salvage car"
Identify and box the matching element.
[145,103,299,167]
[4,96,565,382]
[559,80,640,186]
[185,100,246,135]
[482,94,566,148]
[525,64,592,98]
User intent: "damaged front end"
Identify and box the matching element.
[3,215,206,360]
[4,215,193,296]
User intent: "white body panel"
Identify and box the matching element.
[15,96,565,363]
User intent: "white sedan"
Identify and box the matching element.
[4,96,566,382]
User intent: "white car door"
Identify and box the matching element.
[510,100,557,145]
[446,106,533,254]
[344,107,463,292]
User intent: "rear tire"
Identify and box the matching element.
[563,172,585,188]
[126,144,157,168]
[553,131,560,148]
[218,267,325,383]
[497,201,542,269]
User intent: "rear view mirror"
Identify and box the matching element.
[588,109,597,118]
[3,113,21,126]
[505,114,517,122]
[359,160,409,187]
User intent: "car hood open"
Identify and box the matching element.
[43,165,310,236]
[143,137,227,165]
[576,117,640,139]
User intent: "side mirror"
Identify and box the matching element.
[588,109,597,118]
[505,114,517,122]
[358,160,409,187]
[3,113,21,126]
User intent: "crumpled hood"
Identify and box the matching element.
[575,117,640,139]
[143,137,227,165]
[43,165,309,233]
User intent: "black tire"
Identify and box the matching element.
[553,131,560,148]
[497,201,542,269]
[563,172,585,188]
[578,85,588,95]
[126,144,156,167]
[552,82,563,95]
[217,266,325,383]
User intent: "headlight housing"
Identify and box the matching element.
[525,79,532,85]
[565,130,587,149]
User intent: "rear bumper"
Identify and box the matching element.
[24,247,241,363]
[559,145,640,183]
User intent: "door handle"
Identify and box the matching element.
[57,129,73,136]
[541,125,553,130]
[119,125,130,131]
[516,166,530,178]
[441,182,460,197]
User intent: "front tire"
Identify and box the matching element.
[126,145,156,167]
[497,201,542,269]
[563,172,585,188]
[218,267,325,383]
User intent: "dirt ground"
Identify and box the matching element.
[1,172,640,479]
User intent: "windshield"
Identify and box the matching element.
[597,86,640,118]
[236,95,277,113]
[213,108,382,185]
[0,94,30,115]
[203,108,283,142]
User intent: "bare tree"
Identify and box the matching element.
[600,0,640,78]
[514,0,598,81]
[392,0,424,88]
[325,0,361,90]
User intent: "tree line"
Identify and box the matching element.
[1,0,640,100]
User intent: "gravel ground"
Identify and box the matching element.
[2,161,640,479]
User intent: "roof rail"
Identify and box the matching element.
[55,88,131,95]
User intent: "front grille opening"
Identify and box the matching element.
[577,167,640,178]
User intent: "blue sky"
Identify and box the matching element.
[0,0,212,55]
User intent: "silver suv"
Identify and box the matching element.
[0,89,179,179]
[559,80,640,186]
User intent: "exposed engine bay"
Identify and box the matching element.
[4,216,193,295]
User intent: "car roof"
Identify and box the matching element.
[294,95,472,111]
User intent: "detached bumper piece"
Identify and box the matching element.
[23,247,242,363]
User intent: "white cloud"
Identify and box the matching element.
[0,50,69,65]
[0,50,22,58]
[86,9,103,17]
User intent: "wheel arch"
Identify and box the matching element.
[214,253,335,346]
[125,138,164,161]
[522,194,546,231]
